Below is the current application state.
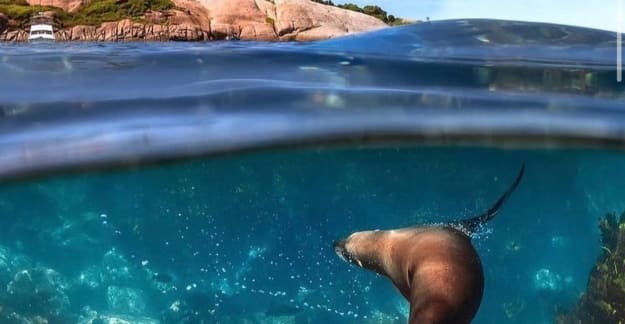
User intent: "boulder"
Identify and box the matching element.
[274,0,388,40]
[0,245,31,289]
[78,310,159,324]
[0,13,7,34]
[195,0,387,41]
[4,267,71,321]
[106,286,147,315]
[12,0,389,41]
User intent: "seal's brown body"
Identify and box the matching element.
[334,165,524,324]
[337,227,483,323]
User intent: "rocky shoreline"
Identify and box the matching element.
[0,0,389,41]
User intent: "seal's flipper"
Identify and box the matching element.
[448,164,525,235]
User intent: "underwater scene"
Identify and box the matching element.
[1,146,625,324]
[0,19,625,323]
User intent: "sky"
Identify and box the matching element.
[336,0,622,32]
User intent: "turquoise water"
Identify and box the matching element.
[0,19,624,323]
[0,146,622,323]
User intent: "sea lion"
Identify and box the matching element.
[334,165,525,324]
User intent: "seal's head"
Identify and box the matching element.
[334,230,387,274]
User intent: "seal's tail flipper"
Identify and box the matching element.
[449,164,525,235]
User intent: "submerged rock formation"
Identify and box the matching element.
[1,0,388,41]
[555,212,625,323]
[2,266,74,323]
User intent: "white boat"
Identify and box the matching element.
[28,12,55,42]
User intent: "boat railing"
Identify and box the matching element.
[29,12,54,25]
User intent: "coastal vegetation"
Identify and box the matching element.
[0,0,173,27]
[69,0,172,25]
[0,0,63,28]
[311,0,407,25]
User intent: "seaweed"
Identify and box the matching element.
[555,212,625,323]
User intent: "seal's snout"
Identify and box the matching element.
[334,238,364,268]
[334,239,348,262]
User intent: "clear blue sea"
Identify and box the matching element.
[0,19,623,323]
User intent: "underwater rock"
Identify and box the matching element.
[160,299,183,322]
[502,297,526,320]
[106,286,147,315]
[76,266,104,289]
[160,295,224,323]
[3,266,72,323]
[555,212,625,323]
[49,211,112,262]
[142,266,177,295]
[259,314,296,324]
[72,248,182,320]
[79,310,159,324]
[100,248,133,285]
[160,299,196,323]
[100,314,159,324]
[533,268,565,292]
[0,245,13,287]
[0,312,52,324]
[0,246,32,288]
[75,248,134,290]
[71,248,147,318]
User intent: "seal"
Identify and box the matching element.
[334,165,525,324]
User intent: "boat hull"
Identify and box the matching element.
[28,20,55,42]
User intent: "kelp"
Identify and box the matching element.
[556,212,625,323]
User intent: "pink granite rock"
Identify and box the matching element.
[4,0,388,41]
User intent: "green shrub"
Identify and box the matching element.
[0,0,28,6]
[66,0,173,26]
[311,0,334,5]
[0,3,65,28]
[319,1,405,25]
[338,3,361,13]
[0,4,33,22]
[149,0,173,11]
[362,5,386,21]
